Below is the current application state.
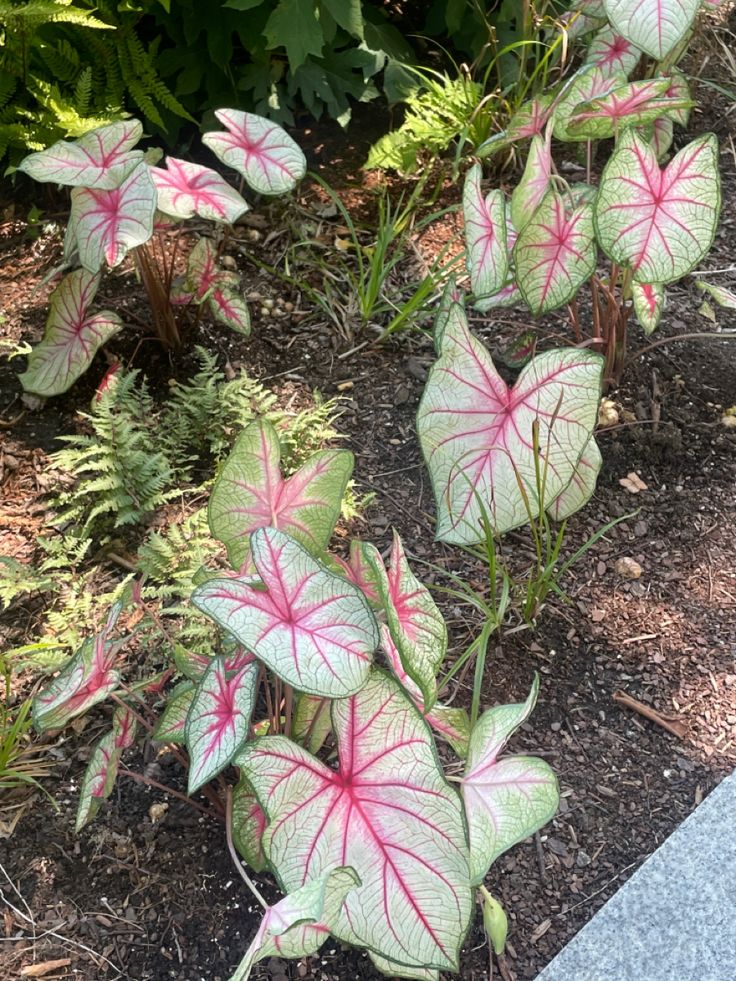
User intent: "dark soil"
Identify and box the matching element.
[2,36,736,981]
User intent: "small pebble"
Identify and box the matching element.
[615,557,642,580]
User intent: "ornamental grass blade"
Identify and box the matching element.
[463,164,508,301]
[231,777,268,872]
[193,528,378,698]
[19,269,122,397]
[462,677,559,883]
[208,286,251,335]
[71,162,156,271]
[364,532,447,710]
[152,680,195,744]
[547,437,603,521]
[514,192,597,315]
[584,25,642,76]
[76,706,136,831]
[229,867,360,981]
[150,157,249,223]
[632,281,666,334]
[553,66,625,141]
[510,130,552,233]
[203,110,306,196]
[566,77,693,140]
[417,307,603,543]
[19,120,144,189]
[595,130,721,284]
[604,0,700,60]
[237,671,473,970]
[185,653,257,793]
[208,418,353,569]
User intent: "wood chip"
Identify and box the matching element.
[21,960,72,977]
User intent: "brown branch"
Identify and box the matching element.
[613,690,687,739]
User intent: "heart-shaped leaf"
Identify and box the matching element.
[506,94,555,141]
[463,163,508,300]
[632,281,665,334]
[185,653,258,792]
[585,25,642,76]
[202,110,306,196]
[643,116,675,161]
[150,157,249,223]
[417,305,603,543]
[208,418,353,569]
[330,540,382,607]
[19,120,144,189]
[514,192,597,315]
[19,269,122,397]
[662,70,692,127]
[547,437,603,521]
[71,162,157,271]
[238,670,473,970]
[209,285,251,334]
[510,130,552,233]
[381,626,470,757]
[229,867,360,981]
[193,528,378,698]
[566,77,693,139]
[76,705,136,831]
[462,677,559,883]
[368,953,439,979]
[553,66,625,141]
[153,680,195,744]
[595,131,721,284]
[695,280,736,309]
[231,776,268,872]
[185,237,220,299]
[604,0,700,59]
[364,532,447,710]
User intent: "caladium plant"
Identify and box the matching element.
[470,0,726,386]
[17,111,307,396]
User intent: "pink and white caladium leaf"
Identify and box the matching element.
[209,285,251,335]
[19,269,122,397]
[237,670,473,970]
[547,437,603,521]
[369,952,439,980]
[553,66,626,141]
[381,626,470,758]
[70,162,157,271]
[330,540,382,608]
[595,131,721,284]
[604,0,700,59]
[292,693,332,754]
[661,70,692,127]
[641,116,675,161]
[584,25,642,76]
[193,528,379,698]
[229,867,360,981]
[510,130,552,234]
[231,776,268,872]
[463,163,508,300]
[32,603,126,731]
[76,705,136,831]
[506,94,555,142]
[695,280,736,309]
[152,680,195,744]
[202,110,306,196]
[208,418,353,569]
[417,304,603,543]
[462,676,559,884]
[565,77,694,140]
[632,281,666,334]
[474,279,523,312]
[184,652,257,792]
[363,532,447,710]
[19,120,144,190]
[150,156,249,223]
[514,192,597,315]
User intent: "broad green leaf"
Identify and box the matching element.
[150,157,249,223]
[70,162,156,271]
[19,120,144,189]
[238,671,473,970]
[695,280,736,309]
[463,164,508,300]
[229,867,360,981]
[185,653,258,792]
[462,677,559,883]
[595,130,721,284]
[584,25,642,76]
[514,193,597,315]
[231,776,268,872]
[604,0,700,59]
[547,437,603,521]
[208,418,353,569]
[632,281,666,334]
[76,706,136,831]
[193,528,378,698]
[203,109,307,195]
[566,77,693,139]
[321,0,363,38]
[510,131,552,233]
[19,269,121,397]
[364,531,447,710]
[263,0,324,69]
[417,307,603,543]
[153,680,195,744]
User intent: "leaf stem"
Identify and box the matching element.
[226,786,269,909]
